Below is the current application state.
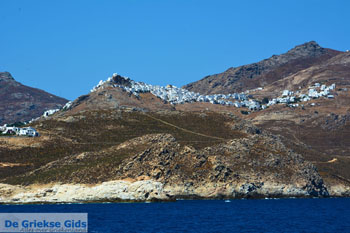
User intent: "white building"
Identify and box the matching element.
[18,127,39,137]
[308,89,319,98]
[1,125,39,137]
[282,90,289,97]
[0,125,6,132]
[43,109,60,117]
[2,127,19,135]
[329,84,336,90]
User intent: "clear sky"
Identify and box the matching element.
[1,0,349,100]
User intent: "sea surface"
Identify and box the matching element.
[1,198,350,233]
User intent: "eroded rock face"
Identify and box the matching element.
[327,184,350,197]
[115,133,328,199]
[0,180,167,203]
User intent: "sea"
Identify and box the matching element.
[1,198,350,233]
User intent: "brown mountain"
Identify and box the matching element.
[183,43,350,195]
[0,42,349,203]
[241,51,350,191]
[0,72,68,124]
[183,41,343,94]
[66,76,174,115]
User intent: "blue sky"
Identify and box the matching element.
[0,0,349,100]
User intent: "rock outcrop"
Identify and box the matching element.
[0,132,330,203]
[0,180,166,203]
[115,134,328,199]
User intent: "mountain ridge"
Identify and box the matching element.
[183,41,343,94]
[0,72,68,124]
[0,41,350,203]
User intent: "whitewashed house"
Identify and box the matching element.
[43,109,60,117]
[2,127,19,135]
[63,101,73,110]
[329,83,336,90]
[282,90,290,97]
[267,99,277,106]
[302,96,311,102]
[234,102,242,108]
[18,127,39,137]
[247,101,260,110]
[0,125,6,132]
[308,89,319,98]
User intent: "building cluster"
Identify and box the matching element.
[266,83,336,108]
[0,125,39,137]
[90,73,338,111]
[91,73,265,110]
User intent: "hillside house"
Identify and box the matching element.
[0,125,6,131]
[43,109,60,117]
[18,127,39,137]
[2,127,19,135]
[0,125,39,137]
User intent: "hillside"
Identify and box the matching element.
[0,108,329,203]
[183,41,342,94]
[0,76,346,203]
[0,42,349,203]
[240,51,350,191]
[0,72,68,124]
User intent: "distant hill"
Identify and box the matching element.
[0,72,68,124]
[183,41,343,94]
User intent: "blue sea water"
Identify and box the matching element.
[1,198,350,233]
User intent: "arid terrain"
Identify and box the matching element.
[0,41,349,203]
[0,72,68,124]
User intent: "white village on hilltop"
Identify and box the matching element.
[1,73,338,137]
[91,73,337,111]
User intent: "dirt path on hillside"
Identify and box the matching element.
[0,162,32,167]
[144,114,226,141]
[313,158,338,164]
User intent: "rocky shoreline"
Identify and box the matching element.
[3,132,347,204]
[1,179,349,204]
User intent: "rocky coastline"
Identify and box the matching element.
[0,179,349,204]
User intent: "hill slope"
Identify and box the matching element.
[0,72,68,124]
[183,41,342,94]
[0,109,329,203]
[240,51,350,191]
[1,42,350,202]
